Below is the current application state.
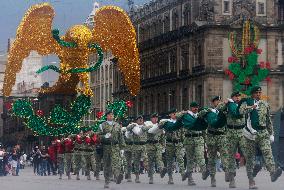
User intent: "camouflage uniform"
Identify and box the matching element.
[94,144,103,179]
[123,130,133,181]
[73,136,85,179]
[99,120,125,187]
[144,121,165,182]
[127,123,147,182]
[206,107,228,185]
[183,111,207,185]
[83,134,97,180]
[164,119,185,182]
[239,98,282,183]
[62,137,74,179]
[56,140,65,179]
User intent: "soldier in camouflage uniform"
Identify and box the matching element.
[83,130,98,180]
[98,110,124,188]
[122,122,134,182]
[72,132,85,180]
[126,115,147,183]
[239,86,282,189]
[221,91,250,188]
[144,113,167,184]
[63,136,74,180]
[56,138,64,180]
[206,96,228,187]
[94,143,103,180]
[183,102,209,186]
[161,108,186,185]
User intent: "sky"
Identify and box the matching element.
[0,0,149,53]
[0,0,149,83]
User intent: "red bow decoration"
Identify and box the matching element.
[265,77,272,83]
[96,111,104,119]
[244,78,251,85]
[126,100,133,108]
[228,57,234,63]
[265,62,271,69]
[76,135,82,144]
[36,110,44,116]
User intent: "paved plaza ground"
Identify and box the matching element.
[0,167,283,190]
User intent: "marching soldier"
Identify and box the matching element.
[126,115,147,183]
[63,135,74,180]
[72,131,85,180]
[206,96,228,187]
[98,110,124,188]
[144,113,167,184]
[122,120,134,182]
[239,86,282,189]
[83,130,99,180]
[221,91,250,188]
[94,142,103,180]
[183,102,209,186]
[56,138,64,180]
[160,108,186,184]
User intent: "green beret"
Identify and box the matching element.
[136,115,143,120]
[211,96,221,102]
[105,109,113,115]
[250,86,262,94]
[150,113,159,118]
[168,108,177,114]
[190,102,199,108]
[231,91,241,98]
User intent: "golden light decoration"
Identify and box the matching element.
[3,3,140,97]
[229,20,260,59]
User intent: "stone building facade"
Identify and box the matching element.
[113,0,284,118]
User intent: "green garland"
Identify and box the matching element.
[36,43,104,75]
[12,95,129,136]
[52,29,77,48]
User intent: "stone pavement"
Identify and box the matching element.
[0,167,283,190]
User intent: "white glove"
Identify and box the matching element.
[105,133,111,139]
[121,127,127,132]
[269,135,274,143]
[120,150,124,156]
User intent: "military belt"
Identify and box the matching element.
[166,139,180,143]
[125,142,133,145]
[185,133,202,138]
[208,130,225,136]
[147,140,159,144]
[227,125,245,129]
[74,148,93,152]
[133,142,147,145]
[103,141,119,145]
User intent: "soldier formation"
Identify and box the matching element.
[53,86,282,189]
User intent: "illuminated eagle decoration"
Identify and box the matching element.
[3,3,140,97]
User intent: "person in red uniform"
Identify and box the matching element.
[63,136,74,179]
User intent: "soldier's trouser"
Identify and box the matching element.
[95,150,103,176]
[147,144,164,177]
[103,144,122,183]
[132,144,146,174]
[83,152,96,176]
[207,134,228,176]
[124,150,133,176]
[165,142,185,176]
[73,151,84,174]
[184,137,206,173]
[57,154,64,175]
[64,153,72,176]
[245,130,276,180]
[226,128,248,174]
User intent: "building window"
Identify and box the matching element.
[150,94,154,113]
[157,93,161,113]
[196,85,203,106]
[222,0,231,15]
[169,90,176,109]
[182,88,189,110]
[256,0,266,16]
